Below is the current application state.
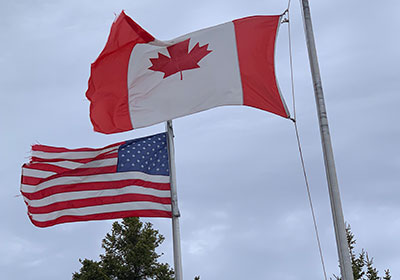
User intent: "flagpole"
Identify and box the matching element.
[299,1,354,279]
[166,120,184,280]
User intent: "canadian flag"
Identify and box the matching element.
[87,11,289,134]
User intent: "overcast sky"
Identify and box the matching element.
[1,0,399,279]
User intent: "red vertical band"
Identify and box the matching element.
[86,11,155,134]
[233,16,289,118]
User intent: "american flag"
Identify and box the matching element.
[20,132,172,227]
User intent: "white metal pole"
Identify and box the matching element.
[299,1,354,279]
[166,120,183,280]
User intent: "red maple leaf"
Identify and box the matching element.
[148,39,212,80]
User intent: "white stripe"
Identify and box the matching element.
[22,158,118,179]
[32,146,119,160]
[30,201,172,222]
[25,185,171,207]
[21,171,170,193]
[31,157,118,170]
[79,157,118,169]
[41,160,83,169]
[22,168,56,178]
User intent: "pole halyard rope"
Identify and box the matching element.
[285,3,328,280]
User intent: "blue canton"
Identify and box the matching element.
[117,133,169,176]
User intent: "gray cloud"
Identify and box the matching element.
[1,0,399,279]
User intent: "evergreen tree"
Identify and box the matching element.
[333,224,391,280]
[73,217,174,280]
[383,269,391,280]
[365,254,379,280]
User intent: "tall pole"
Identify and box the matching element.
[166,120,184,280]
[299,1,354,280]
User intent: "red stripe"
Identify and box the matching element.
[22,179,171,200]
[29,210,172,228]
[22,165,117,186]
[32,141,123,153]
[86,11,155,134]
[31,157,92,164]
[30,151,118,164]
[233,16,289,118]
[23,163,70,174]
[28,194,171,214]
[22,176,44,186]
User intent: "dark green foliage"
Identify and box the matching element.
[365,254,379,280]
[72,259,110,280]
[333,224,391,280]
[72,217,174,280]
[346,226,365,280]
[383,269,391,280]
